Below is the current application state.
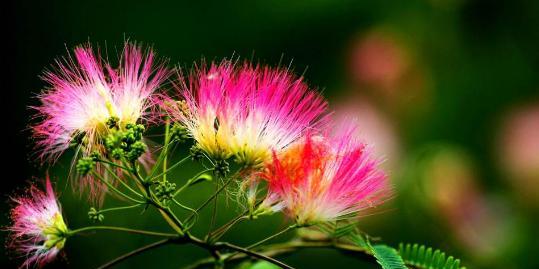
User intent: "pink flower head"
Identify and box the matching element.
[260,122,390,225]
[7,178,68,268]
[33,42,170,161]
[166,60,327,166]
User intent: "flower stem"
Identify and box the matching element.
[184,176,234,224]
[221,224,297,263]
[102,164,143,198]
[173,168,214,197]
[149,156,190,181]
[92,171,144,204]
[96,159,131,171]
[162,118,171,182]
[208,210,249,241]
[246,224,297,250]
[96,203,143,214]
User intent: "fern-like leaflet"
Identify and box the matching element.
[398,243,466,269]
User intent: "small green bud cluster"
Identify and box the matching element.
[90,151,101,161]
[104,123,147,162]
[76,157,96,176]
[170,123,189,143]
[88,207,104,222]
[190,145,205,161]
[154,180,176,206]
[106,116,120,129]
[214,159,230,178]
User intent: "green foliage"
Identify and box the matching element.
[398,243,466,269]
[333,222,357,239]
[349,232,369,249]
[316,221,357,239]
[370,244,407,269]
[238,261,281,269]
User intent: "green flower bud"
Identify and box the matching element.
[190,145,204,162]
[76,157,95,176]
[90,151,101,161]
[126,141,147,162]
[154,180,176,206]
[170,123,189,143]
[106,116,120,129]
[214,159,230,178]
[111,148,125,160]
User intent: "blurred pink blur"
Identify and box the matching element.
[498,102,539,205]
[347,30,432,118]
[335,98,401,172]
[422,148,518,263]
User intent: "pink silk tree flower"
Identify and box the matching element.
[260,122,390,225]
[7,178,68,268]
[32,42,169,161]
[32,42,169,201]
[166,60,328,167]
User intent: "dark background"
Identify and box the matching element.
[3,1,539,268]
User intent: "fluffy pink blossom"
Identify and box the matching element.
[7,178,68,268]
[165,60,327,166]
[33,42,169,161]
[260,122,390,225]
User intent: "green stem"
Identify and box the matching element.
[185,177,234,224]
[207,181,220,240]
[96,159,131,171]
[172,199,198,215]
[130,161,147,186]
[102,164,143,198]
[162,118,171,182]
[97,203,143,214]
[125,159,185,235]
[223,224,297,263]
[148,198,185,235]
[149,156,190,181]
[246,225,297,250]
[92,171,144,204]
[174,168,214,197]
[209,210,249,241]
[68,226,178,238]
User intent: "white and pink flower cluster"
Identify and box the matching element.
[166,60,390,225]
[10,41,391,268]
[7,178,67,268]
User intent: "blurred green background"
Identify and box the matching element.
[4,0,539,268]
